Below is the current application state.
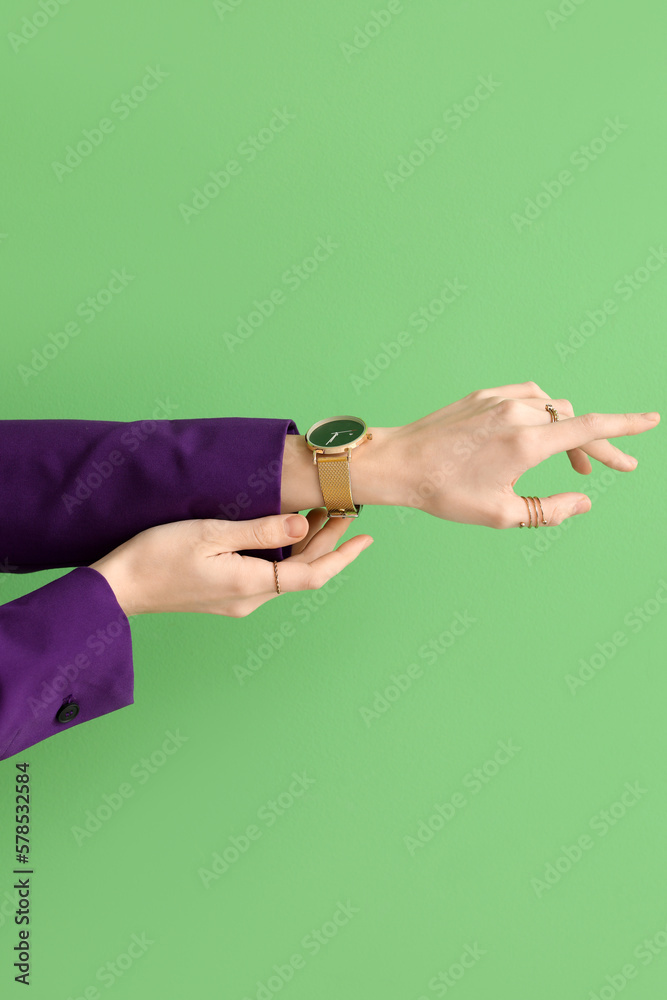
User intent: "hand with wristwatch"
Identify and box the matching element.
[90,384,660,618]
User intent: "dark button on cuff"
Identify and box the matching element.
[56,702,79,724]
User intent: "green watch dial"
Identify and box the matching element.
[306,416,366,449]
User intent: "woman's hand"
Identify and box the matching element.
[391,381,660,528]
[89,509,373,617]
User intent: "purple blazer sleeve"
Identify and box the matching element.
[0,416,301,570]
[0,416,300,761]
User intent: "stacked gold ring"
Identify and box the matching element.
[519,496,547,528]
[273,560,281,594]
[545,403,559,422]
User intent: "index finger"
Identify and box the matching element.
[534,411,660,458]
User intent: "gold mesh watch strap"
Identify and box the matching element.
[315,452,359,517]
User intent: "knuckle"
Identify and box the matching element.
[581,411,601,432]
[495,398,521,420]
[548,506,565,527]
[466,388,485,401]
[558,398,574,416]
[305,567,326,591]
[199,518,223,541]
[524,380,542,394]
[250,521,273,548]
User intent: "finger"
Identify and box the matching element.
[289,508,329,556]
[567,448,593,474]
[265,533,374,595]
[518,397,635,472]
[533,411,660,460]
[506,492,591,529]
[212,512,309,554]
[505,395,587,471]
[576,436,639,471]
[290,514,359,562]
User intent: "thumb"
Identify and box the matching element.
[516,492,591,528]
[227,512,309,551]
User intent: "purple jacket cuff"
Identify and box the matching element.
[0,567,133,761]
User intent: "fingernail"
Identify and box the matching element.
[362,537,374,550]
[641,412,660,420]
[574,497,591,514]
[285,515,306,536]
[623,455,638,469]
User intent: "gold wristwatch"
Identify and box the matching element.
[304,416,372,518]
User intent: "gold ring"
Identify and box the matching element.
[273,560,281,595]
[519,495,533,528]
[519,496,547,527]
[545,404,559,422]
[533,495,547,525]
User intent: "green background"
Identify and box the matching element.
[1,0,666,997]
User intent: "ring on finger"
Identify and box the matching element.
[519,496,548,528]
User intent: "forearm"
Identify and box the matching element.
[280,427,410,513]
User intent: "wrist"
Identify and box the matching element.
[280,426,410,513]
[89,552,139,617]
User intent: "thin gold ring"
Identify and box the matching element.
[545,403,559,422]
[273,560,281,594]
[528,496,538,527]
[533,495,548,525]
[519,495,533,528]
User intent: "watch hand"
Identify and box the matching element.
[325,432,340,445]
